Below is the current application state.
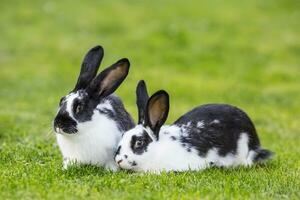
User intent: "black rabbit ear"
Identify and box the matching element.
[74,45,104,91]
[87,58,130,98]
[136,80,149,124]
[145,90,169,140]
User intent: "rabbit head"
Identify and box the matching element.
[53,45,130,135]
[115,80,169,170]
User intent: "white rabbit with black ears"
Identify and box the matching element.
[53,45,135,170]
[115,80,273,173]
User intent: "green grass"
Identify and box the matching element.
[1,0,300,199]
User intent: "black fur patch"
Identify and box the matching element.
[73,91,98,122]
[131,131,153,155]
[170,136,177,141]
[115,146,121,157]
[131,161,137,166]
[174,104,260,157]
[54,103,78,134]
[104,95,135,132]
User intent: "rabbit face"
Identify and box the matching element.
[53,90,98,134]
[53,92,78,134]
[115,125,154,169]
[115,81,170,170]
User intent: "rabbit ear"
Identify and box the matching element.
[145,90,169,139]
[74,45,104,91]
[136,80,149,124]
[87,58,130,98]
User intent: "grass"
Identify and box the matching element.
[0,0,300,199]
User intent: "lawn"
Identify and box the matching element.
[0,0,299,199]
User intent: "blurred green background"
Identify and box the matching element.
[0,0,299,199]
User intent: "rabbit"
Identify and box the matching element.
[53,45,135,170]
[114,80,273,173]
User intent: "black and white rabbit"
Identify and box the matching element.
[115,80,273,173]
[53,45,135,170]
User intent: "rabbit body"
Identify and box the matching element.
[53,46,134,170]
[115,81,272,173]
[56,94,133,170]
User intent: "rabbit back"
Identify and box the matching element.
[173,104,264,159]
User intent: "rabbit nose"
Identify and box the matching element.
[117,159,123,165]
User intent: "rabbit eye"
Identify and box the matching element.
[75,104,83,114]
[134,140,143,148]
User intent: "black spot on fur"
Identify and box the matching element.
[131,161,137,166]
[170,136,177,141]
[131,131,153,155]
[115,146,121,156]
[175,104,261,157]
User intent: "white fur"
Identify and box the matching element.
[56,92,120,170]
[210,119,220,124]
[116,125,255,173]
[97,100,114,111]
[197,121,205,128]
